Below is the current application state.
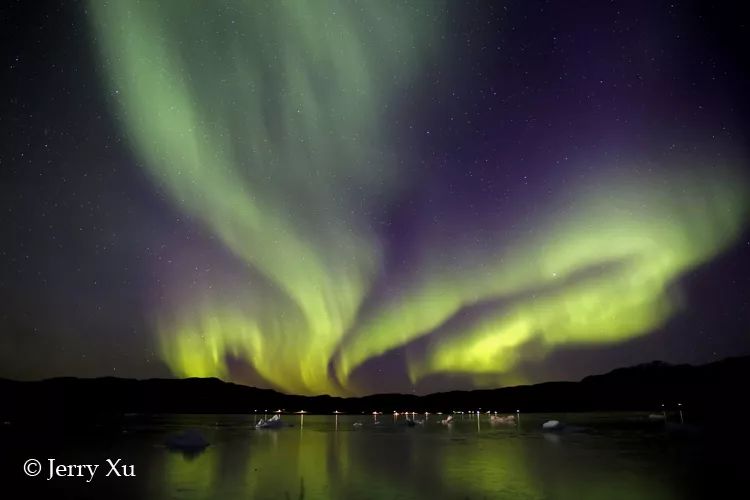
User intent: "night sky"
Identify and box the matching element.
[2,0,750,396]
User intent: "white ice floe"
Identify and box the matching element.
[256,414,284,429]
[542,420,564,430]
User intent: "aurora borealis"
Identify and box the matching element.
[3,0,750,395]
[87,0,442,395]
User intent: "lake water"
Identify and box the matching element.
[1,412,742,499]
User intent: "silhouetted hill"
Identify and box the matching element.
[1,356,748,421]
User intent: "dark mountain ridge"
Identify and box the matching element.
[1,356,748,421]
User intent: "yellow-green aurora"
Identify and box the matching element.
[89,1,749,395]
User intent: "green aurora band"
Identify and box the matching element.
[90,1,749,395]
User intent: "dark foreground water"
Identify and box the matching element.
[0,412,744,499]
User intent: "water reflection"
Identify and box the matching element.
[2,413,722,499]
[146,414,692,499]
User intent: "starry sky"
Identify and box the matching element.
[2,0,750,396]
